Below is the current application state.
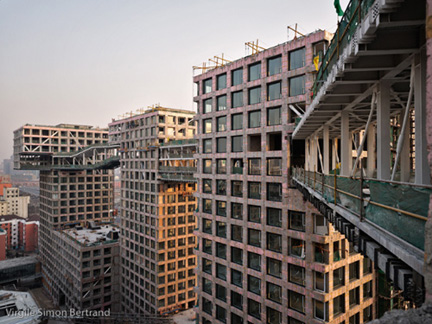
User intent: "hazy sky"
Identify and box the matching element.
[0,0,347,161]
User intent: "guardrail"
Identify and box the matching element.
[159,153,195,159]
[312,0,376,97]
[160,139,197,147]
[159,166,196,173]
[158,173,196,182]
[54,143,119,157]
[292,167,431,251]
[20,156,120,171]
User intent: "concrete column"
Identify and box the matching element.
[377,80,391,180]
[400,112,411,182]
[366,125,376,178]
[340,111,351,176]
[415,50,430,184]
[424,0,432,304]
[311,135,317,172]
[323,125,330,174]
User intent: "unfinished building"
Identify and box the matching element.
[193,30,377,324]
[51,223,120,311]
[108,107,198,315]
[13,123,119,310]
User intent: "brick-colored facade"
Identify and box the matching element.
[0,214,39,252]
[109,107,198,315]
[193,31,377,324]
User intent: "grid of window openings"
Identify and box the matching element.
[193,33,376,324]
[109,110,198,315]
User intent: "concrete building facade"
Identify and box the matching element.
[51,223,120,311]
[108,107,198,315]
[13,123,118,309]
[193,31,377,324]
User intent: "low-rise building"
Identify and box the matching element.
[51,223,120,312]
[0,256,41,287]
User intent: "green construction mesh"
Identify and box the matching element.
[365,180,431,250]
[336,177,362,214]
[323,175,336,203]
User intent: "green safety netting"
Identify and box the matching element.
[365,180,431,250]
[337,177,362,214]
[323,175,336,203]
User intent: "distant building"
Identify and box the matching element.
[0,188,30,219]
[2,158,13,175]
[51,223,120,311]
[0,215,39,252]
[0,176,12,196]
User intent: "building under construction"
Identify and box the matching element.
[108,107,198,315]
[192,29,379,324]
[13,123,120,311]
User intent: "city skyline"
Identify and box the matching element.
[0,0,348,161]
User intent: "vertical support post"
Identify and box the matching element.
[323,125,330,174]
[314,168,316,191]
[366,125,376,178]
[311,135,318,173]
[340,110,351,176]
[415,50,430,184]
[360,167,364,221]
[334,171,337,205]
[321,170,324,196]
[305,139,310,171]
[377,80,391,180]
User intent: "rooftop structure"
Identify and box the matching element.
[193,30,378,324]
[61,223,119,246]
[109,107,198,316]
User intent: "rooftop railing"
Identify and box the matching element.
[292,167,431,251]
